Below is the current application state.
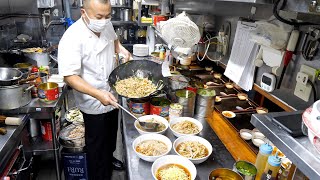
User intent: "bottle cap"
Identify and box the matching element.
[268,155,281,167]
[260,143,273,155]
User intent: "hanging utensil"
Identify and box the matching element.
[115,102,160,131]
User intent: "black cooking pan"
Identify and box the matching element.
[108,60,168,99]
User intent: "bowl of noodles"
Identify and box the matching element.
[132,134,172,162]
[173,135,213,164]
[169,117,203,137]
[134,115,169,134]
[151,155,197,180]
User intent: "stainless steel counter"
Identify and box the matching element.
[251,111,320,179]
[0,85,68,117]
[0,114,29,174]
[121,99,235,180]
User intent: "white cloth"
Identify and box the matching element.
[58,18,117,114]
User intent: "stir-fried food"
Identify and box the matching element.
[136,140,168,156]
[68,126,85,139]
[156,164,191,180]
[171,120,199,134]
[114,77,157,98]
[176,141,208,159]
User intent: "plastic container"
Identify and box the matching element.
[261,155,281,180]
[159,46,165,60]
[255,143,273,179]
[169,103,183,121]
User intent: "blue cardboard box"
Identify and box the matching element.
[62,152,88,180]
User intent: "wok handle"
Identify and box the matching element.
[18,76,37,84]
[24,85,35,92]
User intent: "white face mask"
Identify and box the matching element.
[83,11,111,33]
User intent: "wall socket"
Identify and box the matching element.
[294,65,317,102]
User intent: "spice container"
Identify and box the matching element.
[255,143,273,179]
[150,97,170,119]
[261,155,281,180]
[175,89,196,117]
[195,89,216,118]
[233,160,257,180]
[169,103,183,121]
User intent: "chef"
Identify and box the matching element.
[58,0,131,179]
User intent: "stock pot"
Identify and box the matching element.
[0,83,32,110]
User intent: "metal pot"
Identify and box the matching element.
[0,68,23,86]
[13,63,33,73]
[24,52,50,66]
[0,84,32,110]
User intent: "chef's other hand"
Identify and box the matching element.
[97,90,118,108]
[121,48,132,63]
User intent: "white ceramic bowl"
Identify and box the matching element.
[151,155,197,180]
[132,134,172,162]
[169,117,203,137]
[173,135,213,164]
[134,115,169,134]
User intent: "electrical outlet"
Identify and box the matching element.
[294,83,312,102]
[294,65,317,102]
[300,64,317,83]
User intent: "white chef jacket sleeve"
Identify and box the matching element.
[58,32,82,77]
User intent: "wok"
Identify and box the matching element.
[0,68,23,86]
[108,60,167,99]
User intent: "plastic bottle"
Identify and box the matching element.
[261,155,281,180]
[159,46,165,60]
[255,143,273,179]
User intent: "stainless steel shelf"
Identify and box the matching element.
[111,5,132,8]
[216,0,274,4]
[279,10,320,25]
[251,111,320,179]
[111,21,137,26]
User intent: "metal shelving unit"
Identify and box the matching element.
[111,20,137,26]
[112,5,132,8]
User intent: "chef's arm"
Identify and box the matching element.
[64,75,118,107]
[114,39,132,62]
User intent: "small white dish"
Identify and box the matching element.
[239,129,253,140]
[222,111,236,118]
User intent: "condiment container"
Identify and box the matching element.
[195,89,216,118]
[261,155,281,180]
[159,46,165,60]
[175,89,196,117]
[128,98,150,117]
[233,160,257,180]
[169,103,183,121]
[150,97,170,119]
[255,143,273,179]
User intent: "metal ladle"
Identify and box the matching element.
[115,102,159,131]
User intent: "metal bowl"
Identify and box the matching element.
[59,123,85,148]
[208,168,243,180]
